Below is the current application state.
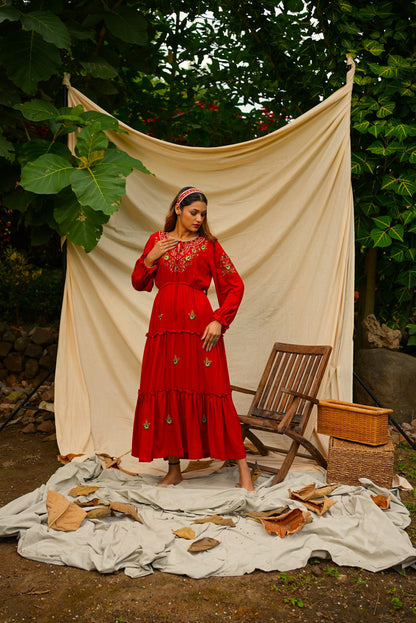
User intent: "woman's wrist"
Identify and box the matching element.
[144,256,155,268]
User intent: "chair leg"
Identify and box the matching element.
[241,425,269,456]
[271,439,300,485]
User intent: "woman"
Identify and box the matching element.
[131,186,254,491]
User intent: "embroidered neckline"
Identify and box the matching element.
[160,232,201,243]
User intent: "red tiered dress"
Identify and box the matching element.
[131,231,246,462]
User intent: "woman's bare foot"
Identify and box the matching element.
[236,458,255,492]
[157,458,183,486]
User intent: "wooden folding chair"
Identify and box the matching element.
[232,342,332,484]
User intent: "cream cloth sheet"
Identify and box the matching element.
[54,65,355,464]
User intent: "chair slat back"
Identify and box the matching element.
[250,343,332,427]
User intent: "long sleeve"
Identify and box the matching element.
[211,241,244,332]
[131,234,158,292]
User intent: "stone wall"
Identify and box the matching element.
[0,322,58,386]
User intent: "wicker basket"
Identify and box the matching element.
[317,399,392,446]
[327,436,394,488]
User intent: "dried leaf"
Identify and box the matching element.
[86,506,111,519]
[182,459,213,473]
[109,502,142,523]
[193,515,235,527]
[244,506,290,522]
[259,508,312,538]
[75,497,110,508]
[371,494,391,509]
[46,490,86,532]
[96,451,137,476]
[57,453,84,465]
[188,537,220,552]
[172,527,195,539]
[68,484,99,497]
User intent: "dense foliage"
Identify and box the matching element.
[0,0,415,328]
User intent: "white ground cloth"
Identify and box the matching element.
[1,461,415,577]
[54,64,355,462]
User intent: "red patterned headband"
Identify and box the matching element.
[175,187,202,207]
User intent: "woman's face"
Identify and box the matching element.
[177,201,207,234]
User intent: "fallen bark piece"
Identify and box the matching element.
[86,506,111,519]
[259,508,312,538]
[289,483,338,515]
[371,494,391,509]
[244,506,290,522]
[188,537,220,553]
[46,490,87,532]
[96,452,137,476]
[109,502,142,523]
[182,459,213,473]
[75,497,110,508]
[172,527,195,539]
[68,484,100,497]
[193,514,236,527]
[57,454,85,464]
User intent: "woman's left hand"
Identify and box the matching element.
[201,320,222,351]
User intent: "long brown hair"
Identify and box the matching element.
[164,187,216,241]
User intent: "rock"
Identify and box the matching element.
[0,342,12,357]
[47,344,58,360]
[14,336,30,352]
[39,354,53,369]
[25,359,39,379]
[4,352,23,372]
[0,321,7,335]
[0,368,8,381]
[29,327,56,346]
[6,374,19,386]
[24,343,43,359]
[362,314,401,350]
[22,422,37,434]
[40,388,54,402]
[37,419,55,433]
[2,330,18,343]
[354,348,416,424]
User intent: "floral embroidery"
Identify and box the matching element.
[143,420,151,430]
[173,355,180,365]
[159,233,209,274]
[219,252,236,276]
[158,313,163,320]
[204,357,212,367]
[165,415,173,424]
[202,414,207,423]
[188,311,196,320]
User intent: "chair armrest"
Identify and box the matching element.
[281,387,319,405]
[230,384,256,396]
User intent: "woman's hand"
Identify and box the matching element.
[145,237,178,267]
[202,320,222,351]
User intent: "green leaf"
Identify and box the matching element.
[21,154,74,194]
[389,244,406,262]
[381,174,398,191]
[101,149,152,176]
[82,111,120,132]
[103,7,148,45]
[351,153,375,175]
[368,122,386,138]
[363,39,385,56]
[17,139,72,165]
[402,208,416,225]
[70,163,126,215]
[21,10,71,50]
[0,133,15,162]
[370,228,392,247]
[3,188,34,213]
[398,269,416,288]
[389,224,404,242]
[384,123,409,141]
[388,54,411,68]
[80,59,118,79]
[15,99,59,122]
[372,215,392,229]
[366,140,399,156]
[400,81,415,97]
[396,177,416,197]
[406,248,416,260]
[54,188,110,252]
[377,98,396,118]
[369,64,399,79]
[0,31,61,94]
[75,122,108,161]
[353,121,370,134]
[0,6,21,23]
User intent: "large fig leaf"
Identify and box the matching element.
[0,6,21,23]
[101,149,152,176]
[104,7,148,45]
[21,10,71,50]
[54,188,110,252]
[21,154,74,194]
[70,163,126,215]
[75,122,108,160]
[17,140,72,166]
[82,111,120,132]
[0,31,61,94]
[80,58,118,79]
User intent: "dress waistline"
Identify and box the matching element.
[158,282,207,294]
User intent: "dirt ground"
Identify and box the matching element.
[1,424,416,623]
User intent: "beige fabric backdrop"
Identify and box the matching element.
[55,66,355,463]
